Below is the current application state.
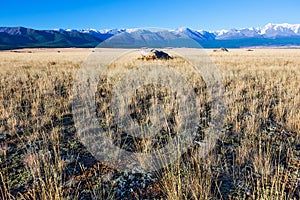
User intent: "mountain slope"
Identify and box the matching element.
[0,27,103,50]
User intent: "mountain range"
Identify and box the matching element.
[1,23,300,50]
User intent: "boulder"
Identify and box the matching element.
[141,49,172,60]
[213,48,229,52]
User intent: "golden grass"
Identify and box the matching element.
[0,48,299,199]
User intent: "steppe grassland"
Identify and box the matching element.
[0,48,299,199]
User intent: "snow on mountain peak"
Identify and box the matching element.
[176,27,192,32]
[125,28,141,33]
[216,29,229,36]
[259,23,300,37]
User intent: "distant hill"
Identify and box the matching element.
[1,23,300,49]
[0,27,102,50]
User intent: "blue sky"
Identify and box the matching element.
[1,0,299,30]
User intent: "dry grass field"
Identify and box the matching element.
[0,48,299,200]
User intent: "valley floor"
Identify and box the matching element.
[0,48,299,199]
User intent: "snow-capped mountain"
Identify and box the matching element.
[73,27,214,42]
[215,28,262,39]
[64,23,300,42]
[259,23,300,37]
[215,23,300,39]
[1,23,300,49]
[56,23,300,41]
